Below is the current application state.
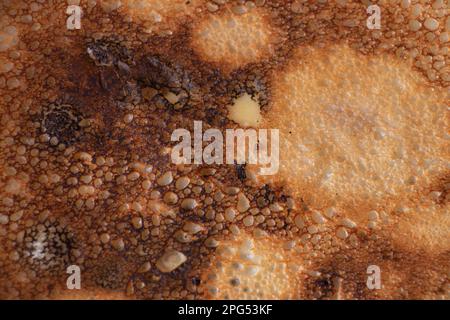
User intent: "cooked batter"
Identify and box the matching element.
[0,0,448,300]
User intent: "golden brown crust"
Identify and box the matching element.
[0,0,448,300]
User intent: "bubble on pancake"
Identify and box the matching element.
[0,25,19,52]
[191,5,282,71]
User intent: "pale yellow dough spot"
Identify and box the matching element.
[228,93,262,128]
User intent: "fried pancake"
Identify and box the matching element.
[0,0,448,300]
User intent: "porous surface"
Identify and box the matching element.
[0,0,448,300]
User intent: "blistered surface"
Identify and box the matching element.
[0,0,448,300]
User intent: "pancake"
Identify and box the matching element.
[0,0,448,300]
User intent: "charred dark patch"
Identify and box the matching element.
[87,38,134,67]
[87,43,114,67]
[263,184,276,202]
[88,255,130,290]
[204,107,227,127]
[137,55,191,90]
[309,275,335,299]
[20,219,77,272]
[235,163,247,181]
[429,172,450,205]
[191,277,201,286]
[40,104,82,145]
[134,54,203,111]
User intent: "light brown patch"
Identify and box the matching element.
[191,7,282,72]
[200,233,307,299]
[258,45,449,213]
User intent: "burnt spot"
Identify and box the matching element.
[135,55,202,111]
[97,68,139,103]
[205,107,227,127]
[263,184,276,202]
[20,219,77,272]
[429,172,450,205]
[86,38,134,68]
[160,87,190,110]
[121,81,141,103]
[89,255,130,290]
[310,276,335,299]
[191,277,201,286]
[87,43,114,67]
[84,38,139,104]
[235,163,247,181]
[137,55,191,90]
[40,103,82,146]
